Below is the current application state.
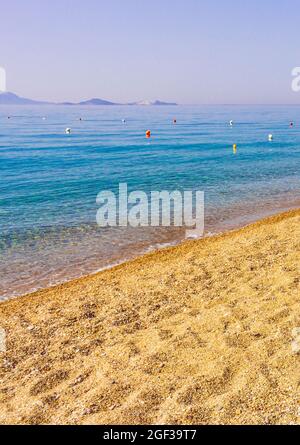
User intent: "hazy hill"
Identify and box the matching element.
[0,92,177,106]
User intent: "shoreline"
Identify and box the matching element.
[1,208,300,424]
[2,200,300,304]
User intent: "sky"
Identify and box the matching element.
[0,0,299,104]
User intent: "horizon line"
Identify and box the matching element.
[1,91,300,107]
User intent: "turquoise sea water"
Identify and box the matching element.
[1,105,300,300]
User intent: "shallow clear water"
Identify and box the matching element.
[1,105,300,300]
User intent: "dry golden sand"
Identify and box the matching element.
[0,210,300,425]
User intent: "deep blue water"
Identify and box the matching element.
[1,105,300,299]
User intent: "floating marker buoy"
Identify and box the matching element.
[268,134,273,141]
[229,120,233,126]
[122,119,126,123]
[65,128,71,134]
[290,121,294,127]
[233,143,237,154]
[173,119,177,124]
[146,130,151,138]
[42,117,46,120]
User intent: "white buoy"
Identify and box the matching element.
[268,134,273,141]
[229,120,233,126]
[65,128,71,134]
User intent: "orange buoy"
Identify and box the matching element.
[146,130,151,138]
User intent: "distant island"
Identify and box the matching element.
[127,100,178,106]
[0,92,177,106]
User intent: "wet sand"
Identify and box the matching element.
[0,209,300,424]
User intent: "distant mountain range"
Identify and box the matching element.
[0,92,51,105]
[0,92,177,106]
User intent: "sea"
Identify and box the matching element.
[1,104,300,300]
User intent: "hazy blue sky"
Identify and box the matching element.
[1,0,299,104]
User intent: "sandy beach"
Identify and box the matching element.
[0,209,300,425]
